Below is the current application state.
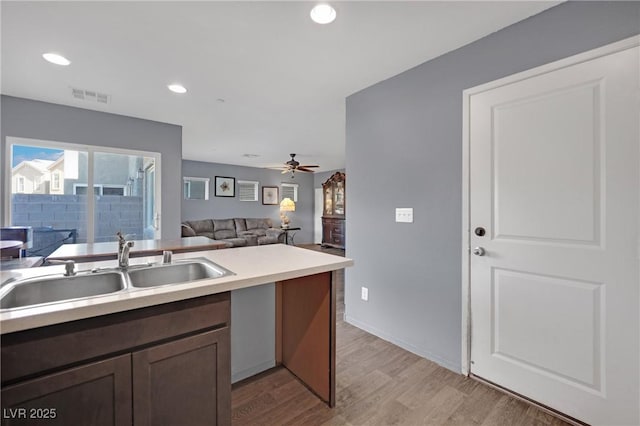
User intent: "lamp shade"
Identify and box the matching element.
[280,198,295,212]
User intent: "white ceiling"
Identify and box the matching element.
[1,1,558,172]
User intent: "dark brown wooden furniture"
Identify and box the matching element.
[46,236,227,263]
[279,227,301,245]
[322,172,346,249]
[0,240,24,259]
[1,293,231,425]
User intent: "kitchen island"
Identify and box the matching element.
[0,244,353,425]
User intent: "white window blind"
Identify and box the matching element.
[281,183,298,202]
[238,180,259,202]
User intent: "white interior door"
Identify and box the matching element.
[468,41,639,425]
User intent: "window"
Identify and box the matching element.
[74,184,101,195]
[183,177,209,200]
[7,137,161,253]
[102,186,125,196]
[51,172,61,190]
[238,180,259,202]
[73,184,125,196]
[281,183,298,202]
[16,177,25,193]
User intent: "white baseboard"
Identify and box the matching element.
[232,359,275,384]
[344,315,461,374]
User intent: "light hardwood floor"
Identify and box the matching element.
[231,244,569,426]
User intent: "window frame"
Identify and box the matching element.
[281,182,299,202]
[237,180,259,202]
[183,177,210,200]
[5,136,162,241]
[16,176,25,193]
[51,171,61,190]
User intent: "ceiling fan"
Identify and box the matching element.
[274,153,319,174]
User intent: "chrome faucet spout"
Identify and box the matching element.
[116,232,134,268]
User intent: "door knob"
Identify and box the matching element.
[473,247,485,256]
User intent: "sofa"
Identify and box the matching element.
[181,218,285,248]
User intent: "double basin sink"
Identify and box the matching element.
[0,258,234,310]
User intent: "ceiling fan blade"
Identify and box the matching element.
[299,165,319,168]
[281,169,291,174]
[296,167,316,173]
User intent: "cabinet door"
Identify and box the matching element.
[1,355,132,426]
[132,328,231,426]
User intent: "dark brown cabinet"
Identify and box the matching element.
[132,328,230,426]
[1,293,231,426]
[2,355,132,426]
[321,172,345,249]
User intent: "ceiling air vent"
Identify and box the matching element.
[70,87,111,104]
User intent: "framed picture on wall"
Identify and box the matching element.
[215,176,235,197]
[262,186,279,205]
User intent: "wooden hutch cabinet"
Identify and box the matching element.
[321,172,345,249]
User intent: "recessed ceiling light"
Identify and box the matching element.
[42,52,71,66]
[168,84,187,94]
[310,4,336,24]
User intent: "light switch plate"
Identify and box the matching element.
[395,208,413,223]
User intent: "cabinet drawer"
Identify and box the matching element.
[2,293,230,384]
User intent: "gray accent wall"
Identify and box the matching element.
[345,1,640,372]
[182,160,314,244]
[231,283,275,383]
[1,96,183,239]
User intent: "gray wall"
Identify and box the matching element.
[1,96,182,239]
[345,1,640,372]
[231,283,275,383]
[182,160,314,244]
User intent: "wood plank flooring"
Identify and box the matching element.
[231,244,570,426]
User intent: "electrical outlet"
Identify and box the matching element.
[361,286,369,301]
[395,208,413,223]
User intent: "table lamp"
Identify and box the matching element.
[279,198,295,228]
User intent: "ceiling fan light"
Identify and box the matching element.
[310,4,336,24]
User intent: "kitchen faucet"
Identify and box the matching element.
[116,232,134,268]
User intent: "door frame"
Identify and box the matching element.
[460,35,640,375]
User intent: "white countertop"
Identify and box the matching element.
[0,244,353,334]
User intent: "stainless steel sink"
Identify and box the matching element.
[128,258,233,288]
[0,271,127,309]
[0,257,233,311]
